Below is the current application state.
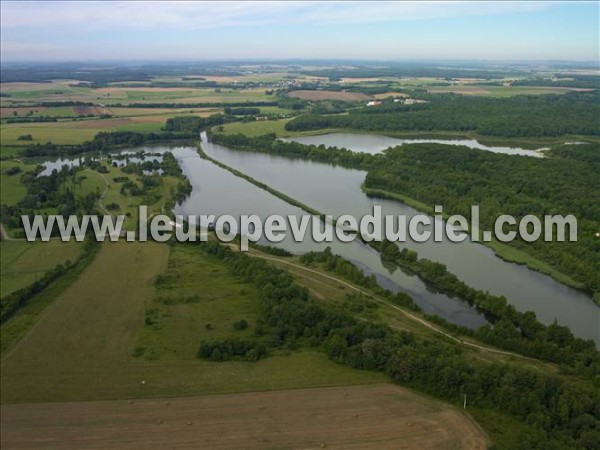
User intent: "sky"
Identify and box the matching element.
[1,1,598,62]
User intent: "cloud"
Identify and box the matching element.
[1,1,552,31]
[2,1,593,62]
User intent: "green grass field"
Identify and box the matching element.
[0,146,23,159]
[0,124,99,145]
[1,110,218,146]
[1,82,271,106]
[218,118,343,138]
[425,84,587,97]
[108,107,221,117]
[2,88,86,100]
[62,168,106,197]
[98,162,180,230]
[0,119,164,146]
[0,242,384,403]
[0,240,84,297]
[217,118,291,136]
[1,106,77,118]
[0,160,37,205]
[257,106,297,115]
[135,244,262,360]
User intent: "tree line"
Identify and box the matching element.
[370,241,598,376]
[164,114,237,134]
[0,239,100,323]
[199,240,600,450]
[22,131,192,158]
[207,131,374,168]
[284,91,600,137]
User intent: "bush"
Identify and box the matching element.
[198,339,266,362]
[4,166,21,176]
[105,202,120,211]
[233,319,249,330]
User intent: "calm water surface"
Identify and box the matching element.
[199,135,599,344]
[284,133,546,157]
[34,141,598,343]
[171,146,487,328]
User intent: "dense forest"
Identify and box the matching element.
[511,75,600,89]
[548,143,600,163]
[0,62,244,85]
[201,241,600,450]
[365,144,600,296]
[285,91,600,137]
[296,65,529,80]
[164,114,236,133]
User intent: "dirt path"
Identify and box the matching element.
[89,169,110,215]
[0,223,14,241]
[235,245,530,360]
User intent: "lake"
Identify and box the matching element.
[283,133,546,157]
[198,134,599,344]
[34,140,599,343]
[171,146,487,328]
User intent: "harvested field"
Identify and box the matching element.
[1,384,488,450]
[1,84,270,105]
[0,106,47,117]
[196,75,240,82]
[108,107,220,117]
[287,90,371,101]
[97,87,196,94]
[73,105,109,116]
[427,86,492,95]
[0,81,77,92]
[69,118,132,128]
[373,92,410,99]
[340,77,383,82]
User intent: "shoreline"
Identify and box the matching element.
[362,186,597,305]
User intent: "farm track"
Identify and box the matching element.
[233,244,533,360]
